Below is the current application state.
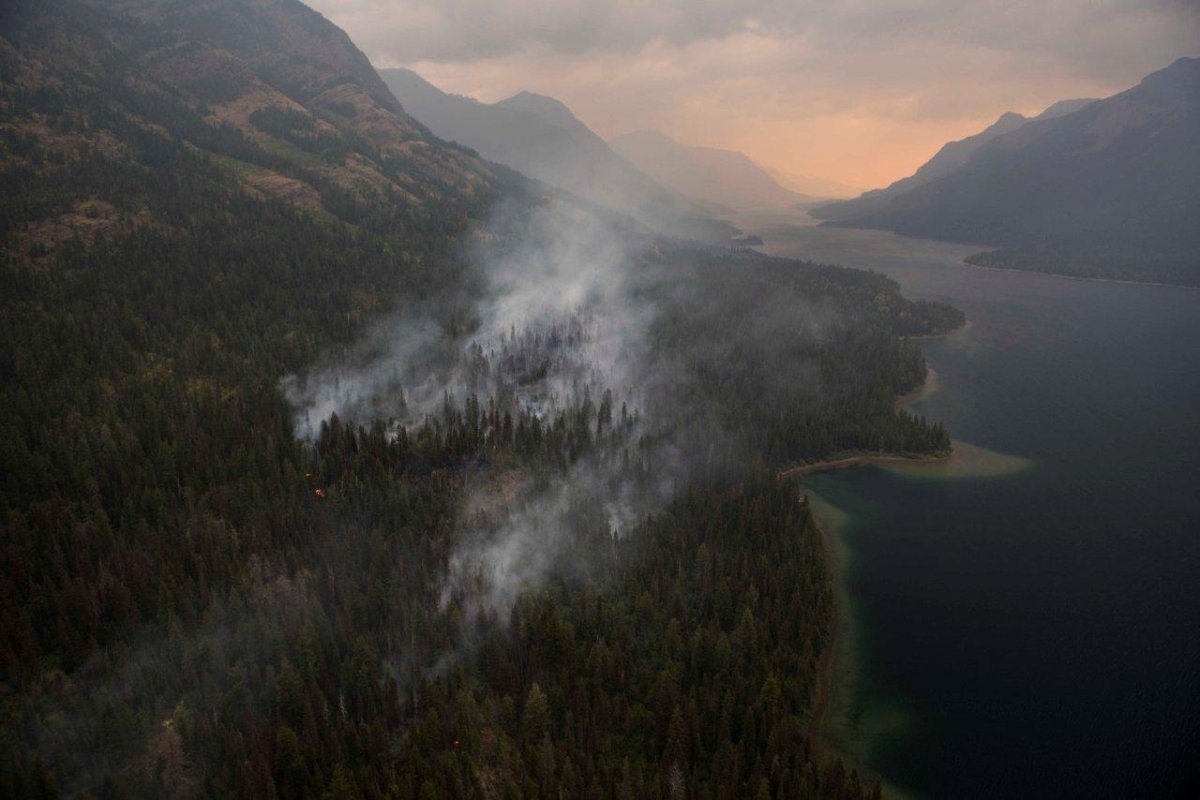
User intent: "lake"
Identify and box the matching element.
[745,210,1200,799]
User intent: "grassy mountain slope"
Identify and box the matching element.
[1,0,505,267]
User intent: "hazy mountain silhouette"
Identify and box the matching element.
[610,130,821,209]
[763,166,862,200]
[379,68,740,242]
[494,91,599,142]
[811,58,1198,285]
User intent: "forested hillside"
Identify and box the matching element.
[1,2,960,797]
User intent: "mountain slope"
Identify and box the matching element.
[1,0,508,270]
[811,112,1031,221]
[812,59,1198,284]
[379,68,738,241]
[610,129,817,209]
[811,98,1096,222]
[494,90,599,142]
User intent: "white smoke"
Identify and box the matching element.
[282,197,679,624]
[282,199,655,433]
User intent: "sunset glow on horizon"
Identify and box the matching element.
[310,0,1198,189]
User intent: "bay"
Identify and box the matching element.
[746,211,1200,798]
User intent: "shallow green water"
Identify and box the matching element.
[751,213,1200,798]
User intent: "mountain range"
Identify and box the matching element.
[379,67,851,231]
[378,67,739,243]
[812,58,1200,285]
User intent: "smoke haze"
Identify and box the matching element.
[310,0,1199,187]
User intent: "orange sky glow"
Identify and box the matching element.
[310,0,1200,190]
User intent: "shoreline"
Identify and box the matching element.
[796,331,952,794]
[747,211,1197,292]
[900,319,970,343]
[815,219,1200,291]
[780,365,950,482]
[961,257,1200,292]
[800,488,923,800]
[792,364,1030,798]
[780,449,951,480]
[892,365,939,408]
[804,492,840,750]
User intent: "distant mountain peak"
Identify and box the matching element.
[500,90,567,108]
[981,111,1030,136]
[1136,54,1200,100]
[1156,55,1200,79]
[495,91,588,135]
[1035,98,1096,120]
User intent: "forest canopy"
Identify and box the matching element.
[0,1,962,797]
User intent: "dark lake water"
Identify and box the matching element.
[747,212,1200,799]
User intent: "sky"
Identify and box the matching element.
[308,0,1200,189]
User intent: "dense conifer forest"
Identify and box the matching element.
[1,1,962,797]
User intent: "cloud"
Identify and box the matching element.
[308,0,1199,188]
[314,0,1196,68]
